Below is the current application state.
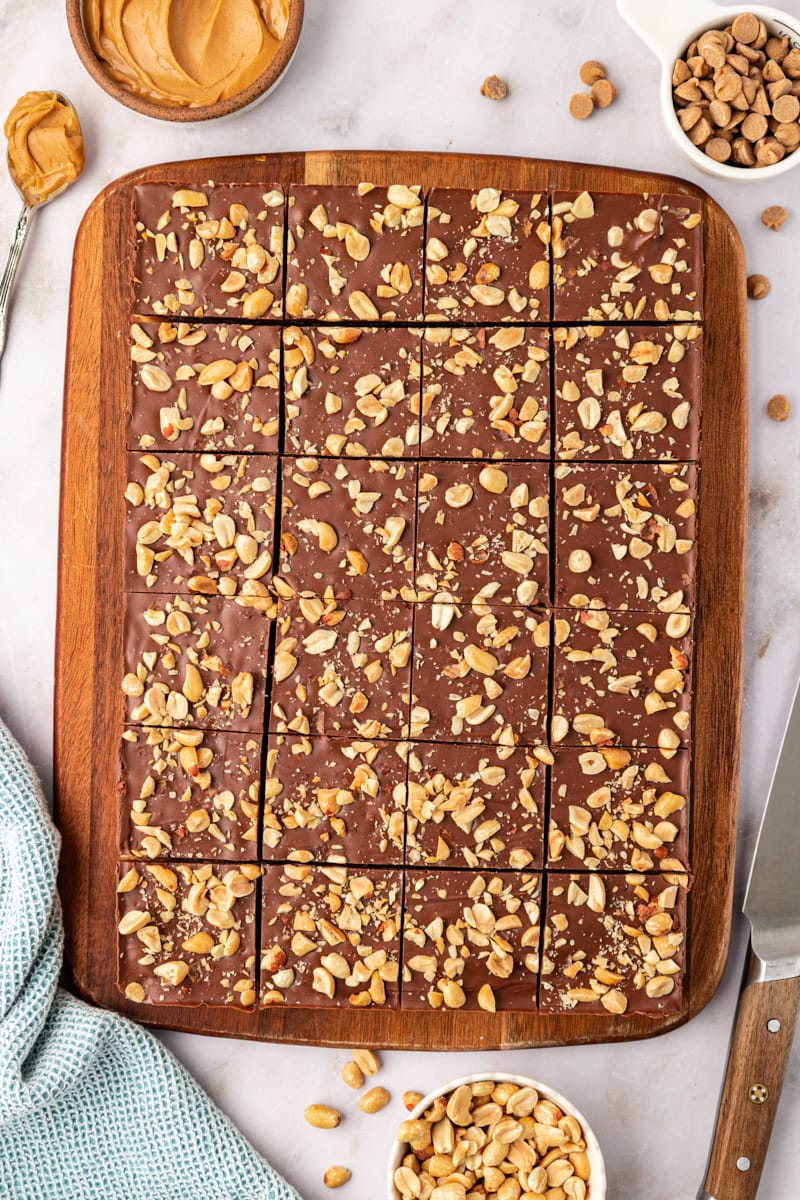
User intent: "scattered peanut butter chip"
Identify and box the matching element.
[766,393,790,421]
[480,74,508,100]
[747,273,771,299]
[761,205,787,231]
[579,59,606,86]
[591,78,616,108]
[569,93,594,120]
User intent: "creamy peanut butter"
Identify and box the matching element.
[4,91,85,206]
[84,0,290,108]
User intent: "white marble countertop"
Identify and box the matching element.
[1,1,799,1196]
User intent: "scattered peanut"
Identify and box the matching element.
[761,204,787,231]
[323,1165,351,1189]
[480,74,508,101]
[747,273,771,299]
[359,1086,391,1114]
[403,1091,425,1112]
[351,1048,380,1077]
[305,1104,342,1130]
[766,393,791,421]
[672,15,800,168]
[341,1061,365,1090]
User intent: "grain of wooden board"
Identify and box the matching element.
[54,151,747,1049]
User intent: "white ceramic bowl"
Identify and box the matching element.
[386,1071,607,1200]
[617,0,800,180]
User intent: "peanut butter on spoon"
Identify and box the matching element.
[4,91,84,206]
[83,0,290,108]
[0,92,84,360]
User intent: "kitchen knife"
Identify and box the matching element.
[699,675,800,1200]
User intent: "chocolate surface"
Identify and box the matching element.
[269,598,414,739]
[552,190,703,322]
[125,450,277,595]
[283,325,423,458]
[554,325,701,462]
[117,861,259,1008]
[540,871,689,1016]
[122,593,270,733]
[262,735,408,864]
[133,183,285,320]
[424,187,550,322]
[260,863,402,1008]
[552,608,692,750]
[401,869,542,1011]
[554,461,697,610]
[549,746,690,872]
[285,184,424,321]
[405,743,546,870]
[118,727,262,861]
[411,602,550,747]
[277,457,416,600]
[416,460,550,605]
[116,181,710,1017]
[128,321,280,453]
[421,325,550,459]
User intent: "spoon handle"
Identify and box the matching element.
[0,202,35,362]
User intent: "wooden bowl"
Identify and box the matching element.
[66,0,304,123]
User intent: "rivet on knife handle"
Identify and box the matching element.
[699,941,800,1200]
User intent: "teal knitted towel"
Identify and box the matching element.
[0,719,301,1200]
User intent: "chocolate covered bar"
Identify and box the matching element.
[424,187,550,322]
[118,727,261,861]
[128,321,280,453]
[541,872,689,1015]
[285,183,424,321]
[133,183,285,320]
[551,191,702,322]
[401,869,542,1011]
[117,861,259,1007]
[260,863,402,1007]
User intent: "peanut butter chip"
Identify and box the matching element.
[747,273,771,299]
[741,114,768,144]
[773,95,800,124]
[766,393,790,421]
[480,74,508,100]
[761,205,787,231]
[579,60,606,86]
[591,78,616,109]
[569,93,594,120]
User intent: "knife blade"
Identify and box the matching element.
[699,675,800,1200]
[743,675,800,977]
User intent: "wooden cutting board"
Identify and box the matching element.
[54,151,747,1049]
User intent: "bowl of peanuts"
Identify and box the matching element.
[387,1072,606,1200]
[618,0,800,179]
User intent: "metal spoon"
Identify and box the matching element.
[0,92,82,361]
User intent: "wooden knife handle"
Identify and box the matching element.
[701,944,800,1200]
